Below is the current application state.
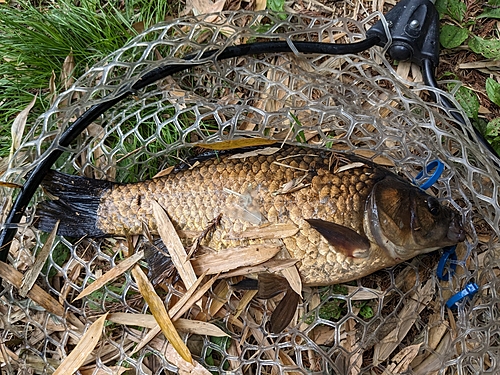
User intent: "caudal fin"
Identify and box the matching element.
[35,170,114,238]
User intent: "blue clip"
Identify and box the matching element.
[436,245,457,281]
[415,160,444,189]
[446,283,479,309]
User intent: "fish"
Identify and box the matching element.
[34,144,465,331]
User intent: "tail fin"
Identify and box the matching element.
[35,170,114,238]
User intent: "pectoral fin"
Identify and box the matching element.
[306,218,370,258]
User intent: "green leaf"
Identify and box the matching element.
[469,35,500,59]
[440,24,468,48]
[266,0,285,12]
[486,118,500,138]
[447,0,467,22]
[435,0,448,19]
[478,7,500,19]
[486,78,500,107]
[448,83,480,119]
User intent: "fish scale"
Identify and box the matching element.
[36,145,465,286]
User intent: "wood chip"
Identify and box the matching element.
[191,244,281,275]
[19,221,59,297]
[131,265,193,364]
[53,313,108,375]
[152,200,197,290]
[74,250,144,301]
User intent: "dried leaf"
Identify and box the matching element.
[131,265,193,364]
[53,314,108,375]
[10,95,37,157]
[0,181,22,189]
[255,0,266,10]
[61,50,75,90]
[191,245,281,275]
[374,279,434,364]
[221,258,297,278]
[171,273,220,321]
[335,162,366,173]
[191,0,225,15]
[228,147,281,159]
[353,150,395,166]
[108,313,228,337]
[79,366,128,375]
[165,344,211,375]
[131,270,209,355]
[174,319,228,337]
[209,280,230,317]
[198,138,277,150]
[49,70,57,104]
[233,290,258,319]
[74,250,144,301]
[386,343,422,374]
[272,161,309,172]
[0,261,65,317]
[153,165,175,179]
[152,200,197,289]
[281,265,302,298]
[225,223,299,240]
[20,221,59,297]
[344,286,384,300]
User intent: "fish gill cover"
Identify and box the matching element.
[1,10,499,375]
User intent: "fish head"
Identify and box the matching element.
[365,176,465,261]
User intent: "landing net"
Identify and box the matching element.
[1,10,499,375]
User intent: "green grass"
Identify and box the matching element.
[0,0,181,158]
[2,0,499,160]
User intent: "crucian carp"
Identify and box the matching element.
[35,144,465,331]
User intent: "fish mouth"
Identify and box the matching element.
[447,213,466,243]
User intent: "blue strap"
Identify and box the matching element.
[436,245,457,281]
[446,283,479,309]
[414,160,444,189]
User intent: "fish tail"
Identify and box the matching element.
[34,170,114,238]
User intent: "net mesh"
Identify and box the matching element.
[1,10,500,375]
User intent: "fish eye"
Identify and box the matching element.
[427,197,441,216]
